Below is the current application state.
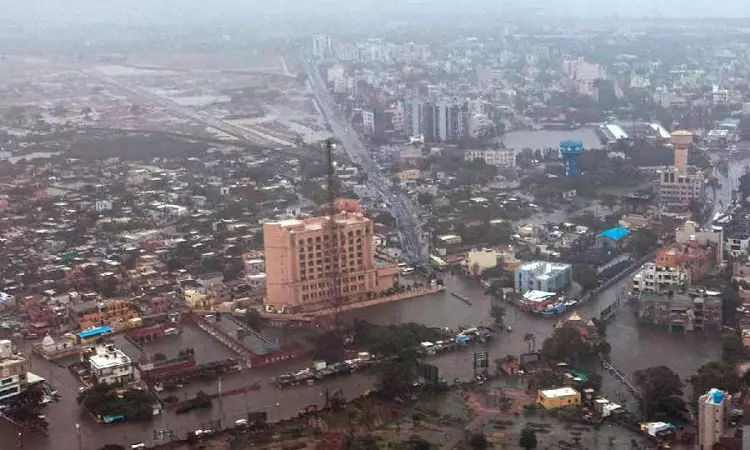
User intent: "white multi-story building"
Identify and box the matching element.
[0,340,27,404]
[82,344,135,385]
[312,34,331,60]
[464,149,517,168]
[630,262,689,294]
[514,261,572,294]
[698,389,731,449]
[562,57,606,97]
[361,110,375,134]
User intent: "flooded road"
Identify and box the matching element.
[5,273,720,450]
[5,144,743,450]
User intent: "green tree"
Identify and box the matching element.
[722,333,749,365]
[540,327,602,366]
[490,305,506,326]
[689,361,742,402]
[376,356,417,398]
[417,192,434,206]
[241,309,266,331]
[519,427,538,450]
[572,264,599,291]
[626,229,659,256]
[313,330,347,362]
[468,433,490,450]
[634,366,687,421]
[580,372,603,392]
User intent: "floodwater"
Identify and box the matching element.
[5,273,720,450]
[3,150,741,449]
[501,128,602,150]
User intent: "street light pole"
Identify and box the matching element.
[75,423,82,450]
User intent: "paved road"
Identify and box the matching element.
[303,59,428,264]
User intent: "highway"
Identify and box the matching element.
[304,60,429,263]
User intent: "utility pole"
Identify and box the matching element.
[218,375,225,428]
[75,423,82,450]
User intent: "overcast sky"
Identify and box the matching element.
[0,0,749,26]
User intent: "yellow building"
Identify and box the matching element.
[537,387,581,409]
[70,298,137,330]
[184,289,209,309]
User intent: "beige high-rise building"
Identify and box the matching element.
[263,208,397,313]
[698,388,731,449]
[671,130,693,173]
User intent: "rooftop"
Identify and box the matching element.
[598,227,630,242]
[540,387,579,398]
[86,344,131,370]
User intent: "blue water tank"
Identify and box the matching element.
[710,388,724,404]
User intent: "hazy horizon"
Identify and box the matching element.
[1,0,750,27]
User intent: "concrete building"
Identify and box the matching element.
[514,261,572,294]
[312,34,332,60]
[562,57,606,97]
[0,340,28,404]
[637,290,722,332]
[675,221,723,265]
[81,343,135,385]
[263,207,398,313]
[630,262,689,295]
[537,387,581,409]
[698,389,731,449]
[656,240,716,282]
[464,149,517,167]
[69,298,138,331]
[467,248,498,275]
[658,168,704,208]
[671,130,693,174]
[404,98,468,142]
[728,235,750,258]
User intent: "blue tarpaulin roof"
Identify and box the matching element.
[598,227,630,242]
[78,325,113,339]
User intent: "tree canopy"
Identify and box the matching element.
[689,361,741,403]
[77,383,156,421]
[519,427,538,450]
[634,366,687,421]
[540,326,607,366]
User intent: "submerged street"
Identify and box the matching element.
[1,271,721,450]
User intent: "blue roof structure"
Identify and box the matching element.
[598,227,630,242]
[708,388,725,404]
[78,325,113,339]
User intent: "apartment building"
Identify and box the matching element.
[675,221,723,265]
[0,340,28,404]
[69,298,138,331]
[464,149,517,168]
[263,209,398,312]
[698,389,731,449]
[637,289,722,332]
[514,261,572,294]
[655,240,716,282]
[630,262,689,295]
[658,168,704,208]
[81,343,135,385]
